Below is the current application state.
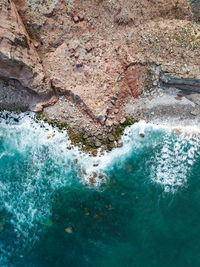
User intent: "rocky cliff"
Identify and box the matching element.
[0,0,56,111]
[0,0,200,147]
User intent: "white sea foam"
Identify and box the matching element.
[150,132,200,192]
[125,121,200,193]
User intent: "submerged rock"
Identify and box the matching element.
[99,174,104,179]
[65,227,73,234]
[117,142,123,148]
[89,177,96,184]
[93,163,99,167]
[92,172,97,179]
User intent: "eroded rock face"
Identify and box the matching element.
[0,0,52,98]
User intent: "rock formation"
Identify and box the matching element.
[0,0,200,146]
[0,0,56,111]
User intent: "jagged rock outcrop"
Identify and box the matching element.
[160,74,200,93]
[0,0,56,111]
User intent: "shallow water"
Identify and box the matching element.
[0,112,200,267]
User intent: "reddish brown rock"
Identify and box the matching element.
[0,0,51,96]
[117,142,124,148]
[89,177,96,184]
[0,0,56,112]
[0,0,199,147]
[92,172,97,179]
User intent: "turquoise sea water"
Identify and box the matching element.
[0,112,200,267]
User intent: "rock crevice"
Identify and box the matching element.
[160,74,200,94]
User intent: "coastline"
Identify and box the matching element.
[0,0,200,152]
[1,82,200,156]
[0,107,199,191]
[43,84,200,150]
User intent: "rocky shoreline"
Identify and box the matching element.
[0,0,200,150]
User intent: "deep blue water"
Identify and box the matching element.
[0,112,200,267]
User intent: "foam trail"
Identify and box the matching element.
[150,132,200,192]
